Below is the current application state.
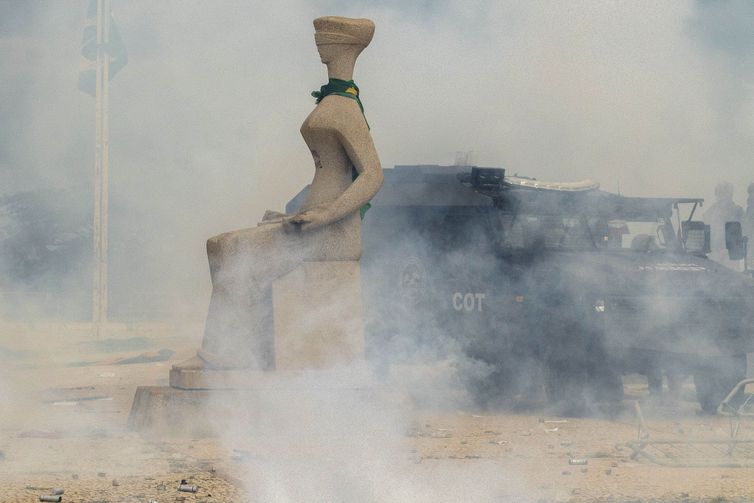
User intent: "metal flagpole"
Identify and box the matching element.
[100,0,111,330]
[92,0,110,336]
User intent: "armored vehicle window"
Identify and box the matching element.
[497,214,595,250]
[606,219,667,250]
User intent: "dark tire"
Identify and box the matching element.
[693,354,747,414]
[543,356,588,416]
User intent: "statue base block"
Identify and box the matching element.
[272,261,364,370]
[130,365,386,438]
[128,386,217,438]
[168,365,373,390]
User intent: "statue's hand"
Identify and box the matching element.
[282,206,331,232]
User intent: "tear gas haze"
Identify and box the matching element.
[1,1,754,502]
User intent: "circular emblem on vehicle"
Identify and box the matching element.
[399,256,426,306]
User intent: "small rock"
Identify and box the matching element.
[112,479,119,486]
[605,469,612,475]
[560,441,572,447]
[97,472,106,478]
[561,470,571,476]
[71,474,79,480]
[611,462,618,467]
[580,468,588,473]
[681,492,689,498]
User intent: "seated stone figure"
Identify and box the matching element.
[175,16,382,371]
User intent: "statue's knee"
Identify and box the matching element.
[207,233,229,257]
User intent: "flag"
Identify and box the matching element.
[78,0,128,96]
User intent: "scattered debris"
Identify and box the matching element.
[76,336,152,353]
[627,438,754,467]
[561,470,571,476]
[568,458,588,465]
[97,472,107,478]
[51,488,64,495]
[39,496,62,502]
[560,441,573,447]
[70,348,175,367]
[628,384,754,468]
[545,427,558,433]
[178,480,198,493]
[18,430,63,439]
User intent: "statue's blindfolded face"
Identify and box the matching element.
[315,43,339,64]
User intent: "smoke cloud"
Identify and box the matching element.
[1,1,754,501]
[1,1,753,315]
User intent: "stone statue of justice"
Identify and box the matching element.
[174,16,383,372]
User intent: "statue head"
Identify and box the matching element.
[714,181,734,203]
[313,17,375,75]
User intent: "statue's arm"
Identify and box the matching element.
[285,116,383,232]
[324,122,383,223]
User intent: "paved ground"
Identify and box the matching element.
[2,327,754,502]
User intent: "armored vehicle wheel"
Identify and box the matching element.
[693,354,747,414]
[543,361,588,416]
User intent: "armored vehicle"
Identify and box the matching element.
[288,165,754,413]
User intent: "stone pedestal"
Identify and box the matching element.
[129,366,384,438]
[272,260,364,370]
[130,261,372,436]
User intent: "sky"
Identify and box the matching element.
[0,0,752,315]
